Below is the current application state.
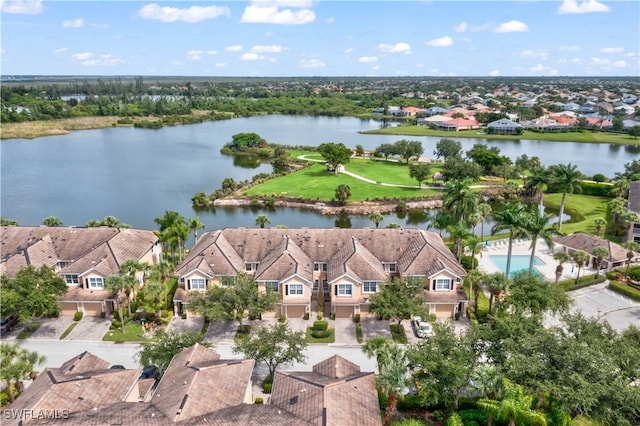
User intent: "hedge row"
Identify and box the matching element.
[609,280,640,302]
[558,275,607,291]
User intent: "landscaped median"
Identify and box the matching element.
[608,280,640,302]
[306,320,335,343]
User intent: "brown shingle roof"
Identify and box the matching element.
[254,235,314,282]
[554,233,630,261]
[629,180,640,214]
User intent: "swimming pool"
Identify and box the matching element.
[489,255,545,277]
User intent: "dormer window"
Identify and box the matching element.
[383,262,397,273]
[314,262,328,272]
[245,262,259,272]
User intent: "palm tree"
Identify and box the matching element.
[465,269,484,313]
[448,222,471,260]
[464,235,483,270]
[552,163,582,233]
[491,202,527,278]
[622,241,640,279]
[608,197,627,235]
[611,178,629,198]
[377,351,409,426]
[477,378,547,426]
[428,211,452,238]
[593,217,607,237]
[369,211,384,228]
[523,208,556,273]
[361,336,394,373]
[477,202,492,242]
[442,178,478,223]
[145,278,166,318]
[42,216,63,227]
[484,273,509,315]
[467,211,483,236]
[334,184,351,206]
[105,275,127,333]
[525,166,552,216]
[101,215,120,227]
[470,365,502,399]
[0,342,28,403]
[591,246,609,278]
[255,214,271,228]
[553,252,571,284]
[153,260,175,306]
[119,259,142,315]
[572,250,590,284]
[189,216,205,243]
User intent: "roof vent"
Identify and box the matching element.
[289,395,298,405]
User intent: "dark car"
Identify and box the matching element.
[109,365,126,370]
[140,366,160,380]
[0,315,19,333]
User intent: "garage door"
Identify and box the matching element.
[83,302,104,316]
[434,304,454,318]
[60,302,78,316]
[334,305,354,318]
[261,305,280,319]
[285,305,306,318]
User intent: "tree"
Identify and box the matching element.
[553,252,571,284]
[232,322,307,379]
[375,143,397,161]
[318,142,352,173]
[145,278,166,318]
[0,217,19,226]
[42,216,63,227]
[394,139,423,163]
[230,132,267,149]
[448,222,471,260]
[188,272,281,330]
[255,214,271,228]
[154,210,189,264]
[428,211,452,238]
[188,216,205,243]
[572,250,590,284]
[361,335,395,372]
[593,217,607,237]
[628,125,640,139]
[523,208,556,273]
[503,271,569,316]
[378,349,410,426]
[491,202,528,278]
[466,143,510,174]
[465,270,484,313]
[0,343,45,404]
[369,211,384,228]
[105,275,127,333]
[622,241,640,279]
[136,330,210,373]
[368,277,425,330]
[483,273,509,315]
[433,138,462,161]
[464,235,483,270]
[477,202,492,242]
[525,166,552,215]
[334,184,351,206]
[477,378,547,426]
[552,163,582,232]
[591,246,609,278]
[442,178,478,223]
[355,144,365,157]
[0,265,67,321]
[441,156,483,181]
[611,178,629,198]
[408,163,431,188]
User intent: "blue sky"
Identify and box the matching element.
[1,0,638,77]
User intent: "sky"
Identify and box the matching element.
[1,0,638,77]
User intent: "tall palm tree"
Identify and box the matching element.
[255,214,271,229]
[105,275,127,333]
[611,178,629,198]
[465,269,484,313]
[591,246,609,278]
[622,241,640,279]
[523,208,556,273]
[0,342,29,403]
[153,260,175,306]
[361,335,394,373]
[464,235,483,270]
[428,211,452,238]
[484,273,509,314]
[491,202,527,278]
[369,211,384,228]
[448,223,471,260]
[477,202,492,242]
[377,351,409,426]
[442,178,478,223]
[467,211,483,236]
[189,216,205,243]
[593,217,607,237]
[145,278,166,318]
[526,166,552,216]
[572,250,590,284]
[552,163,582,233]
[334,184,351,206]
[553,252,571,284]
[477,378,547,426]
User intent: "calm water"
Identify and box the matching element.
[1,116,636,232]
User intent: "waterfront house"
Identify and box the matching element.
[486,118,522,135]
[628,180,640,243]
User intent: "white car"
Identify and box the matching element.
[411,316,434,338]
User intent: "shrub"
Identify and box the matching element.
[313,321,328,331]
[111,320,122,329]
[395,200,407,213]
[609,280,640,302]
[262,383,272,394]
[0,390,10,407]
[432,410,444,422]
[317,311,323,320]
[592,173,606,182]
[630,268,640,281]
[254,397,264,404]
[397,394,423,411]
[250,199,262,208]
[161,310,171,318]
[378,389,388,410]
[354,313,361,323]
[303,312,309,320]
[458,409,489,425]
[331,313,336,320]
[355,323,363,343]
[278,315,287,323]
[100,311,106,318]
[579,181,614,197]
[460,255,476,270]
[113,310,121,321]
[182,312,187,320]
[311,330,331,339]
[73,311,83,322]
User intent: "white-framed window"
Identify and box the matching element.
[64,274,79,286]
[314,262,328,272]
[190,278,206,291]
[313,280,319,291]
[245,262,259,272]
[434,279,452,291]
[336,283,353,297]
[265,281,279,293]
[363,281,377,293]
[287,283,303,296]
[383,262,397,273]
[88,277,104,289]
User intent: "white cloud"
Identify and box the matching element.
[241,52,264,61]
[240,4,315,25]
[558,45,580,52]
[425,36,453,47]
[251,45,286,53]
[358,56,378,63]
[530,64,546,73]
[171,60,185,66]
[137,3,230,23]
[62,18,83,28]
[489,69,501,76]
[378,42,411,55]
[571,58,583,64]
[215,62,227,68]
[611,60,627,68]
[225,45,243,52]
[81,54,125,67]
[558,0,610,14]
[453,21,491,33]
[207,50,217,55]
[372,65,380,71]
[326,17,335,24]
[494,20,529,33]
[53,47,68,54]
[71,52,93,61]
[187,50,203,60]
[344,48,354,54]
[521,49,548,59]
[1,0,42,14]
[299,58,325,68]
[600,47,623,54]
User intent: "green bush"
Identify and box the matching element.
[558,275,606,291]
[579,181,614,197]
[100,311,106,318]
[113,310,121,321]
[182,312,187,320]
[378,389,388,410]
[0,390,10,407]
[630,268,640,281]
[161,310,171,318]
[592,173,607,183]
[262,383,272,394]
[354,313,361,323]
[461,255,476,270]
[311,330,331,339]
[609,280,640,302]
[397,394,423,411]
[278,315,287,323]
[111,320,122,329]
[73,311,83,321]
[313,320,328,331]
[459,409,489,425]
[303,312,309,320]
[317,311,323,320]
[355,323,363,343]
[254,397,264,404]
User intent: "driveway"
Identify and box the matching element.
[333,318,357,345]
[360,317,392,341]
[27,316,75,340]
[204,319,238,343]
[64,316,112,341]
[166,315,205,334]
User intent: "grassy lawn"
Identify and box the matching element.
[16,321,42,340]
[234,324,252,344]
[59,322,78,340]
[544,193,610,236]
[244,163,439,201]
[103,321,151,342]
[362,126,638,145]
[389,324,408,344]
[355,323,363,343]
[306,326,336,343]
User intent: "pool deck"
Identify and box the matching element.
[477,238,597,282]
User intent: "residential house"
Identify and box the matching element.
[0,226,161,316]
[554,233,637,272]
[434,118,480,131]
[628,180,640,243]
[174,228,467,319]
[486,118,522,135]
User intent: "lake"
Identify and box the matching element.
[1,115,636,232]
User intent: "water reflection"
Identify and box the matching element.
[626,144,640,155]
[232,155,264,169]
[334,210,352,228]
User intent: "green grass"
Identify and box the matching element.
[362,126,639,145]
[234,324,252,343]
[244,163,438,201]
[306,326,336,343]
[355,323,363,344]
[543,193,610,235]
[59,322,78,340]
[16,321,41,339]
[103,321,151,342]
[389,324,408,344]
[464,278,490,318]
